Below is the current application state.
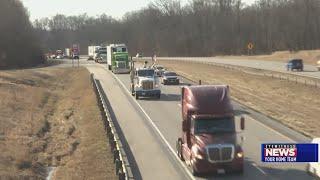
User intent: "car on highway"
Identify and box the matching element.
[161,71,179,85]
[307,138,320,177]
[56,55,63,59]
[286,59,304,71]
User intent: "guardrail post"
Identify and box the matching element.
[119,171,126,180]
[114,149,120,163]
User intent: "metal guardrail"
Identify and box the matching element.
[90,73,128,180]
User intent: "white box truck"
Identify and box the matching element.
[88,46,100,60]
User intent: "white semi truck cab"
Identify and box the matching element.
[131,67,161,100]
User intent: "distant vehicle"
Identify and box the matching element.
[64,48,71,59]
[307,138,320,177]
[161,71,179,85]
[88,46,100,60]
[130,61,161,99]
[317,60,320,71]
[286,59,303,71]
[50,54,56,59]
[107,44,130,74]
[136,53,143,58]
[153,65,166,76]
[176,85,245,176]
[95,47,107,63]
[56,50,63,59]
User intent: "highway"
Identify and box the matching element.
[152,57,320,79]
[56,58,314,179]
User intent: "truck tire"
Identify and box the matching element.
[135,93,139,100]
[108,65,112,71]
[130,85,135,96]
[191,166,199,176]
[176,139,184,161]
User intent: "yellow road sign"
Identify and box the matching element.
[247,43,254,50]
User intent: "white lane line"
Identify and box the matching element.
[252,163,267,175]
[109,70,196,180]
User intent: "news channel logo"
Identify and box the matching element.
[261,143,318,162]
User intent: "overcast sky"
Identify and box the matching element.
[21,0,256,21]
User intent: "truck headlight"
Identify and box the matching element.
[192,145,205,160]
[155,84,160,88]
[236,152,243,158]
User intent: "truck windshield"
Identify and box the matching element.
[194,117,235,134]
[138,70,155,77]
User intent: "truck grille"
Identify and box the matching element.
[117,61,126,68]
[142,81,153,90]
[206,144,234,163]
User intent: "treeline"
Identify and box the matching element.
[34,0,320,56]
[0,0,44,69]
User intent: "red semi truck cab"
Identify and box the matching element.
[176,85,245,176]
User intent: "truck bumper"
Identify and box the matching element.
[136,89,161,97]
[192,158,243,174]
[113,68,130,74]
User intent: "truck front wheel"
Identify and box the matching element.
[108,65,112,70]
[176,139,184,161]
[191,166,199,176]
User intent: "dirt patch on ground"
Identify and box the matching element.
[0,67,117,180]
[217,50,320,65]
[159,60,320,137]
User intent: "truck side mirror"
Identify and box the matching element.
[240,116,245,130]
[182,121,188,132]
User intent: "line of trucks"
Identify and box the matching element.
[88,44,130,74]
[88,43,246,175]
[129,58,245,175]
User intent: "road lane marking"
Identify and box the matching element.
[252,163,267,175]
[109,70,196,180]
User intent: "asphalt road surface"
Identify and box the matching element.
[151,57,320,79]
[55,58,315,179]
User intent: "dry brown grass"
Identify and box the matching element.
[0,67,116,180]
[160,60,320,138]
